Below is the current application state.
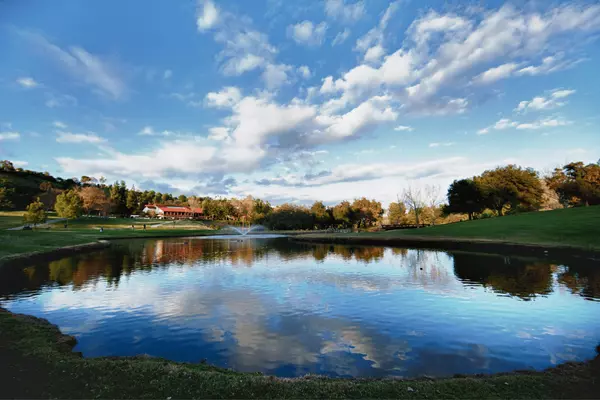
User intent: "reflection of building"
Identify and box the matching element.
[142,204,204,219]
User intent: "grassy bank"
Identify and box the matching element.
[304,206,600,252]
[1,307,598,399]
[0,229,217,260]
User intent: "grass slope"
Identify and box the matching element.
[1,308,598,399]
[311,207,600,251]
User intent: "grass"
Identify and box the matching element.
[0,229,218,260]
[309,206,600,251]
[1,307,598,399]
[0,211,60,229]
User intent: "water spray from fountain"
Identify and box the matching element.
[225,225,266,236]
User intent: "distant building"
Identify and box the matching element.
[142,204,204,220]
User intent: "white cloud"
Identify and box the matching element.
[163,69,172,79]
[0,132,20,141]
[355,1,399,58]
[298,65,312,79]
[516,117,572,130]
[53,121,68,129]
[332,28,351,46]
[364,45,385,64]
[56,131,106,144]
[19,30,126,99]
[394,125,414,132]
[12,160,29,167]
[196,0,219,31]
[208,127,230,141]
[516,89,576,112]
[205,87,242,108]
[16,77,38,88]
[429,142,455,148]
[288,21,328,47]
[262,63,292,89]
[325,0,365,23]
[474,63,520,84]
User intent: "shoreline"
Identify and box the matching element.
[292,234,600,260]
[0,306,598,399]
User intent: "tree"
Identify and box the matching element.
[387,201,407,224]
[351,197,383,228]
[311,201,332,229]
[264,204,313,230]
[0,160,15,171]
[444,179,485,220]
[55,189,83,219]
[126,189,140,214]
[110,181,128,215]
[79,186,111,215]
[177,194,188,204]
[0,178,15,209]
[476,165,544,216]
[333,201,353,228]
[402,186,426,225]
[548,162,600,206]
[23,198,47,226]
[424,185,443,225]
[251,198,272,224]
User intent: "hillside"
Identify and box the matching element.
[303,206,600,251]
[0,170,77,210]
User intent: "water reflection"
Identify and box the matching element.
[1,237,599,378]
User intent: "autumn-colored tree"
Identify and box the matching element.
[23,198,47,226]
[333,201,353,228]
[311,201,332,229]
[387,201,407,224]
[79,186,111,216]
[351,197,383,228]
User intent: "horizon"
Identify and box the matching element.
[1,0,599,207]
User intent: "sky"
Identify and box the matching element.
[1,0,599,206]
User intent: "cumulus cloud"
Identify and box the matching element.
[394,125,414,132]
[56,131,106,144]
[298,65,312,79]
[53,121,67,129]
[288,21,328,47]
[515,89,575,112]
[196,0,219,31]
[262,63,292,89]
[354,2,399,60]
[474,63,520,84]
[205,87,242,108]
[16,77,38,88]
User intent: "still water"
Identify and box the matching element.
[1,236,599,378]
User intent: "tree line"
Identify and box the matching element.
[3,159,599,229]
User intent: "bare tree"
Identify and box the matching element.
[402,186,426,226]
[425,184,443,225]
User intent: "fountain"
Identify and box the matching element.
[225,225,265,236]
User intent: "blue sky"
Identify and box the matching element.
[1,0,599,205]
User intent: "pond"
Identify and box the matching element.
[1,236,599,378]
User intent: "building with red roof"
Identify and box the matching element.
[142,204,204,220]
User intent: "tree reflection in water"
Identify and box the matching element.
[1,238,598,303]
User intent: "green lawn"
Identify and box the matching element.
[0,229,218,260]
[1,308,598,399]
[0,211,60,229]
[308,206,600,251]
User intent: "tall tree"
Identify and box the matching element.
[387,201,407,224]
[548,162,600,206]
[55,189,83,219]
[444,179,485,220]
[333,201,353,228]
[126,189,140,214]
[23,198,47,226]
[311,201,332,229]
[476,165,544,216]
[79,186,111,216]
[110,180,128,216]
[351,197,383,228]
[402,186,426,225]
